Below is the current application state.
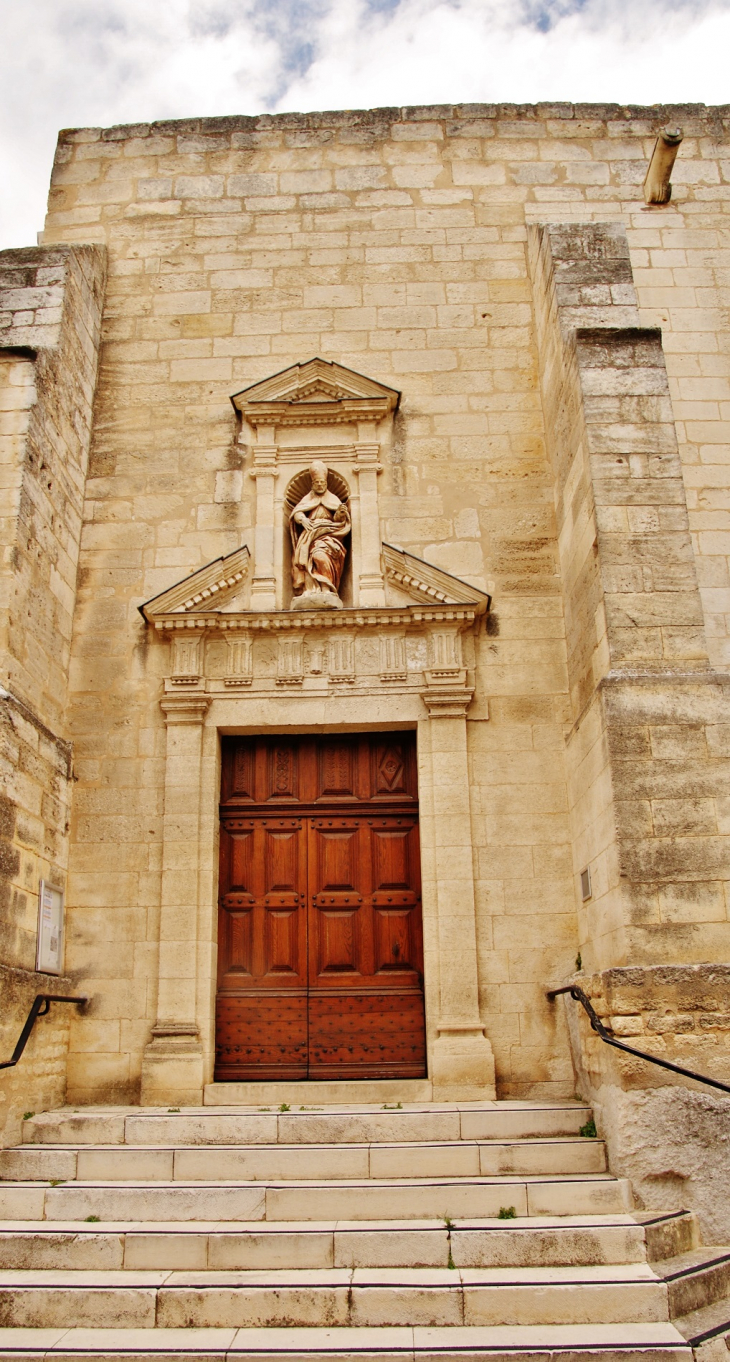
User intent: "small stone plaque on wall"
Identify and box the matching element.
[36,881,64,975]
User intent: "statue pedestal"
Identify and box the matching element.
[290,589,343,611]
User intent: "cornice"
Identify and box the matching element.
[150,604,481,634]
[240,397,394,428]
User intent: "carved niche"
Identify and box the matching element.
[285,463,351,610]
[231,358,399,612]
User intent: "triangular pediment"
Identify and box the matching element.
[231,359,400,427]
[140,546,250,621]
[382,543,490,611]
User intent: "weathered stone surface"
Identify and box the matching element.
[0,102,727,1115]
[0,245,105,1141]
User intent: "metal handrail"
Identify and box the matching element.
[547,983,730,1096]
[0,995,87,1071]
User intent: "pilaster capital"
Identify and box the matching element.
[421,670,473,718]
[353,442,383,475]
[160,695,210,726]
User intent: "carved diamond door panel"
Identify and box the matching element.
[219,734,418,809]
[215,734,425,1081]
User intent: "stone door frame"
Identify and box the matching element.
[140,687,495,1105]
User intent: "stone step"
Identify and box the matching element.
[0,1264,676,1329]
[0,1211,697,1271]
[23,1104,594,1147]
[0,1174,632,1222]
[0,1138,607,1183]
[0,1321,695,1361]
[205,1081,436,1106]
[657,1247,730,1320]
[675,1296,730,1362]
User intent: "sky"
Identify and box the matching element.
[1,0,729,249]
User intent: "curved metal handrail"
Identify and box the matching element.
[0,995,87,1071]
[547,983,730,1096]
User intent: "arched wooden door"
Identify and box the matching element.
[215,733,425,1080]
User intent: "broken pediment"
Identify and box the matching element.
[382,544,490,610]
[140,540,488,713]
[140,546,250,621]
[231,358,400,428]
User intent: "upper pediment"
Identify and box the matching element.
[231,358,400,427]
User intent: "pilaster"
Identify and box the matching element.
[353,429,386,606]
[421,664,496,1100]
[249,428,278,610]
[141,693,210,1106]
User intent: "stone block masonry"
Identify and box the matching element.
[0,244,106,1142]
[28,103,730,1114]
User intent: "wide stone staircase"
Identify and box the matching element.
[0,1099,729,1360]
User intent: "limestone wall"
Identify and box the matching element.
[37,103,730,1103]
[0,245,105,1141]
[561,965,730,1242]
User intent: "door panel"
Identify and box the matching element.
[215,993,308,1080]
[308,991,426,1079]
[216,816,307,1079]
[215,734,425,1081]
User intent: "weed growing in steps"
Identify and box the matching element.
[23,1112,34,1121]
[579,1118,597,1138]
[443,1216,456,1269]
[498,1206,517,1219]
[85,1215,100,1223]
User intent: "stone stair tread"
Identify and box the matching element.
[0,1264,664,1283]
[1,1173,621,1186]
[0,1322,693,1353]
[655,1247,730,1280]
[0,1214,644,1231]
[23,1105,595,1148]
[674,1296,730,1343]
[13,1138,603,1149]
[14,1138,604,1149]
[27,1102,591,1116]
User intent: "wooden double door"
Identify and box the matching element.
[215,733,425,1081]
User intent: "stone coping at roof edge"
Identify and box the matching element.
[57,101,730,144]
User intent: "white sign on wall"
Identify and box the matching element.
[36,881,64,975]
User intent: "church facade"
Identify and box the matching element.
[2,100,730,1232]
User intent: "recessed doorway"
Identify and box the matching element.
[215,732,425,1080]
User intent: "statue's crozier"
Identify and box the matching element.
[289,461,350,610]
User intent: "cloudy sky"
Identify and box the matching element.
[1,0,729,249]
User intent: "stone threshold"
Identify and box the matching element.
[203,1080,435,1106]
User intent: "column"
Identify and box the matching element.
[353,427,386,606]
[422,646,496,1100]
[141,694,210,1105]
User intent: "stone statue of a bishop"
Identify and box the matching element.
[289,460,351,609]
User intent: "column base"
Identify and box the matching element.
[140,1023,204,1107]
[430,1025,496,1101]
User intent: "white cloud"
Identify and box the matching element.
[0,0,728,249]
